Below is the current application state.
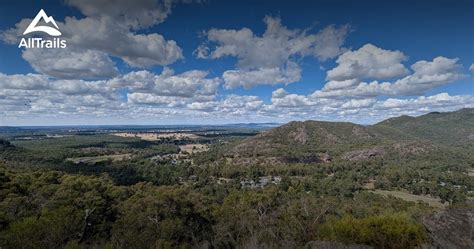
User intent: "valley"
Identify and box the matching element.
[0,109,473,248]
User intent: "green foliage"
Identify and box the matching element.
[1,207,83,249]
[320,214,427,249]
[0,109,472,248]
[111,184,213,248]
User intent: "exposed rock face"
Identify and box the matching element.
[351,126,374,139]
[392,142,436,156]
[423,205,474,248]
[291,126,308,144]
[342,148,385,161]
[319,152,332,163]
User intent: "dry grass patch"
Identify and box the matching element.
[66,154,131,164]
[370,190,447,209]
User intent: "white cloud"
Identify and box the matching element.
[326,43,409,82]
[309,25,352,61]
[187,101,217,111]
[185,95,264,116]
[315,56,466,98]
[0,73,50,90]
[109,68,221,98]
[271,88,315,107]
[322,79,359,91]
[1,74,473,125]
[197,16,350,88]
[341,98,376,109]
[222,61,301,89]
[0,0,185,73]
[60,16,183,67]
[375,93,474,112]
[22,48,118,79]
[0,66,222,121]
[127,93,186,107]
[468,63,474,72]
[389,56,465,95]
[64,0,177,29]
[201,16,350,67]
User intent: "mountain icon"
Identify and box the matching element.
[23,9,61,36]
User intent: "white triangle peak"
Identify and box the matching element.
[23,9,62,36]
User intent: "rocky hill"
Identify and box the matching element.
[224,121,385,165]
[224,108,473,165]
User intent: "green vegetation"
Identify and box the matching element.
[320,214,426,249]
[0,109,473,248]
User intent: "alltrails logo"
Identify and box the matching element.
[19,9,67,48]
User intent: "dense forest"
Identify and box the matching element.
[0,108,473,248]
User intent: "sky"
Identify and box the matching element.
[0,0,473,126]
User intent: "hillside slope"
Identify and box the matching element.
[224,108,473,165]
[373,108,474,146]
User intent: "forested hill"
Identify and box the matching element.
[222,108,474,164]
[373,108,474,146]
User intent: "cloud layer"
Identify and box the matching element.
[0,3,472,125]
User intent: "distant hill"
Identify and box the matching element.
[223,108,473,165]
[373,108,474,146]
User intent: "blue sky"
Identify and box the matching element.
[0,0,473,125]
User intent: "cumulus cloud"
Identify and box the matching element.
[310,25,352,61]
[375,93,474,112]
[22,48,118,79]
[0,0,185,76]
[315,56,466,98]
[127,93,186,107]
[469,63,474,72]
[389,56,465,95]
[341,98,376,109]
[61,16,183,67]
[222,61,301,89]
[326,43,409,84]
[0,73,51,90]
[188,95,264,113]
[197,16,350,88]
[0,66,223,124]
[271,88,315,107]
[220,95,264,112]
[64,0,177,29]
[109,68,221,98]
[1,72,473,125]
[201,16,350,66]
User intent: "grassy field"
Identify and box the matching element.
[370,190,447,209]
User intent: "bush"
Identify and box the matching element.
[320,213,426,249]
